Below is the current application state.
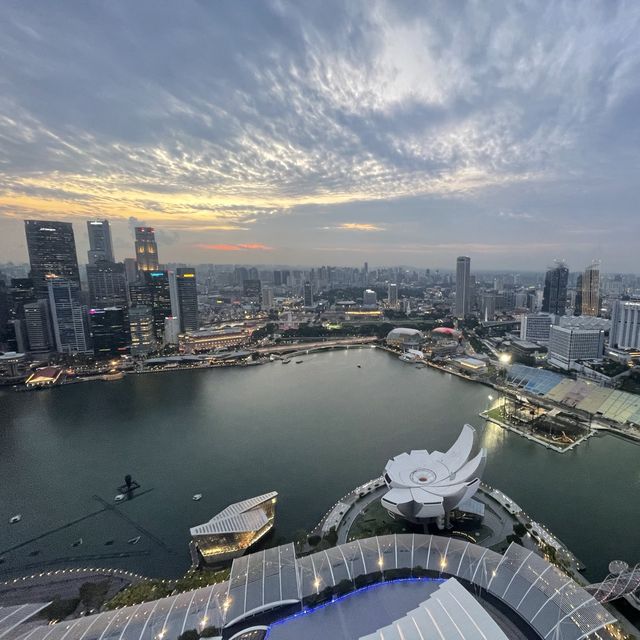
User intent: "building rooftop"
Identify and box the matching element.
[5,535,617,640]
[190,492,278,537]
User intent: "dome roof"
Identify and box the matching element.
[432,327,461,336]
[387,327,423,338]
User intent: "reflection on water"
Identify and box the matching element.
[0,348,638,581]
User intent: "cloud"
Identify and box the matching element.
[497,211,534,220]
[195,242,273,251]
[322,222,385,231]
[1,1,640,267]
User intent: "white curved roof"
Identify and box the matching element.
[387,328,423,337]
[190,491,277,536]
[359,578,508,640]
[382,425,486,519]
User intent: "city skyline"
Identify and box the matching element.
[1,1,639,268]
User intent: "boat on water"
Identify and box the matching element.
[114,493,126,502]
[9,514,22,524]
[282,360,290,364]
[357,364,362,368]
[192,493,203,501]
[128,536,141,545]
[295,360,304,364]
[71,538,83,548]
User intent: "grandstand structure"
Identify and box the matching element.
[0,534,623,640]
[506,364,640,427]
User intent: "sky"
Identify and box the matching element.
[0,0,639,270]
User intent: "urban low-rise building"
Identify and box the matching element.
[547,325,605,371]
[179,328,251,354]
[190,491,277,565]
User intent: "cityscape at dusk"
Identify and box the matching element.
[1,2,639,640]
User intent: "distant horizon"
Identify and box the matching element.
[1,2,640,270]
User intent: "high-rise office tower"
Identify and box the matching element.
[86,260,128,308]
[261,285,274,311]
[455,256,471,318]
[388,283,398,308]
[609,300,640,349]
[24,299,53,354]
[363,289,377,306]
[541,262,569,316]
[176,268,198,332]
[573,275,583,316]
[124,258,139,284]
[142,270,172,339]
[243,279,261,299]
[10,278,35,317]
[89,307,130,357]
[86,220,114,265]
[25,220,81,297]
[129,306,156,355]
[134,227,159,272]
[47,277,91,354]
[581,262,600,317]
[303,281,313,307]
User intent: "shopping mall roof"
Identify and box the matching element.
[190,492,277,537]
[6,535,617,640]
[359,577,508,640]
[0,603,50,639]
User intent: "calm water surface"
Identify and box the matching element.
[1,348,638,580]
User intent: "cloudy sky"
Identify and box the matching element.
[1,0,639,270]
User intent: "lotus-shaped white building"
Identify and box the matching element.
[381,424,486,529]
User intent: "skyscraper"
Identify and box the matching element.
[388,283,398,308]
[47,277,91,354]
[24,299,53,354]
[581,262,600,317]
[261,285,274,311]
[86,260,128,308]
[455,256,471,318]
[363,289,377,306]
[609,300,640,349]
[541,262,569,316]
[86,220,114,264]
[129,306,156,355]
[134,227,159,272]
[303,281,313,307]
[176,268,198,332]
[142,270,172,339]
[89,307,130,357]
[25,220,80,297]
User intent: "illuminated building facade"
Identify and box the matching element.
[128,306,156,356]
[190,492,277,565]
[86,260,128,308]
[176,267,198,332]
[47,277,91,355]
[582,261,601,316]
[134,227,159,272]
[25,220,81,297]
[142,270,172,339]
[89,307,130,357]
[179,328,250,354]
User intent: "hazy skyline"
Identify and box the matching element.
[1,1,639,269]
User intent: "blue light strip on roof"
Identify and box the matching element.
[264,577,444,638]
